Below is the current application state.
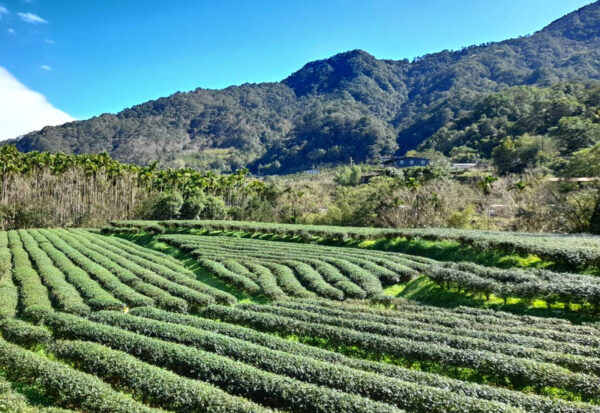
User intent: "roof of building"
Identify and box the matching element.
[382,156,430,163]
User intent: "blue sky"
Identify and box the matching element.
[0,0,594,134]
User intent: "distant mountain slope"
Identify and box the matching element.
[11,1,600,173]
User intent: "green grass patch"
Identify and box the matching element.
[358,237,551,270]
[266,332,586,402]
[383,276,599,323]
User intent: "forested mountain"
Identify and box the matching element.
[11,1,600,173]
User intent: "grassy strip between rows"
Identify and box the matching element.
[42,311,403,413]
[130,306,599,413]
[0,330,162,412]
[88,310,522,413]
[202,304,600,401]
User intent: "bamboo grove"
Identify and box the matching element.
[0,146,264,229]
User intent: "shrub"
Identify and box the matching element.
[151,192,183,220]
[0,337,160,412]
[180,193,207,219]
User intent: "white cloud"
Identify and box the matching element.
[7,28,15,35]
[0,6,8,18]
[0,66,74,141]
[40,65,52,71]
[44,38,54,44]
[18,12,47,24]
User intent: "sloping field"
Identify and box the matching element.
[157,232,600,309]
[0,226,599,412]
[157,233,423,300]
[111,219,600,269]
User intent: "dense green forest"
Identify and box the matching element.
[1,145,598,233]
[417,83,600,175]
[10,2,600,173]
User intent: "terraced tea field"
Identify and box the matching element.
[157,233,424,300]
[112,219,600,269]
[1,224,600,412]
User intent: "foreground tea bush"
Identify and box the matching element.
[44,312,404,413]
[90,310,519,413]
[0,337,161,412]
[2,225,600,412]
[202,304,600,398]
[132,306,598,413]
[52,340,272,413]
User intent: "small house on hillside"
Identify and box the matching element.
[382,156,430,168]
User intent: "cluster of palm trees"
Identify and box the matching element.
[0,145,264,228]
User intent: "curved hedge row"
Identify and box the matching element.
[299,299,600,347]
[52,230,184,311]
[132,306,600,413]
[18,230,90,315]
[202,304,600,398]
[331,298,600,340]
[90,310,519,413]
[427,263,600,307]
[282,260,344,300]
[43,312,403,413]
[240,303,600,375]
[173,229,600,308]
[320,257,384,296]
[0,272,17,320]
[52,340,272,413]
[304,258,367,299]
[179,236,400,288]
[240,261,287,300]
[39,229,154,308]
[0,336,161,413]
[192,248,365,299]
[260,262,315,298]
[0,375,71,413]
[8,230,53,321]
[28,230,124,311]
[0,231,11,277]
[131,219,600,269]
[77,229,192,274]
[0,231,17,319]
[276,300,600,357]
[199,258,262,295]
[71,230,234,305]
[0,318,53,348]
[158,234,409,300]
[108,220,165,234]
[64,230,213,310]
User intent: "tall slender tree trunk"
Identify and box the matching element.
[590,191,600,234]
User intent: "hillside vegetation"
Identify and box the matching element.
[10,2,600,173]
[1,144,598,234]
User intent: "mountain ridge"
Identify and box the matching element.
[12,1,600,173]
